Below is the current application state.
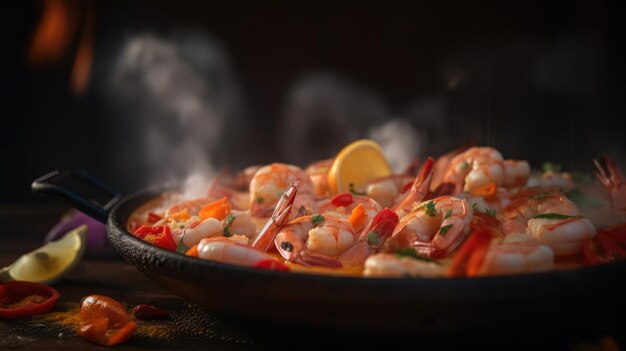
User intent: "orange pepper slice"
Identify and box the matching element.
[348,203,367,230]
[448,229,492,277]
[170,210,191,221]
[76,295,136,346]
[470,182,497,199]
[185,244,199,257]
[199,197,232,221]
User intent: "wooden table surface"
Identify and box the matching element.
[1,203,625,350]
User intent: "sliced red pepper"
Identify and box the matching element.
[253,259,290,272]
[471,211,501,231]
[147,212,163,224]
[132,304,170,320]
[449,229,492,277]
[602,223,626,246]
[77,294,136,346]
[361,208,399,249]
[582,231,626,265]
[330,193,354,207]
[132,225,177,251]
[0,281,60,318]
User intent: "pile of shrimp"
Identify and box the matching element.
[128,146,626,278]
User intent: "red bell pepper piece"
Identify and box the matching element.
[147,212,163,224]
[330,193,354,207]
[132,304,170,320]
[77,295,136,346]
[0,281,60,318]
[582,231,626,265]
[253,259,290,272]
[449,229,492,277]
[132,225,177,251]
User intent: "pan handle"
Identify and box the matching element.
[32,170,122,223]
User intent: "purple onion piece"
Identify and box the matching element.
[44,209,116,258]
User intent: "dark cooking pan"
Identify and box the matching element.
[32,170,626,336]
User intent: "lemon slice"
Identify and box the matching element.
[327,139,392,195]
[0,224,87,284]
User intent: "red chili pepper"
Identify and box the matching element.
[330,193,353,207]
[361,208,399,249]
[132,225,177,251]
[253,259,290,272]
[582,231,626,265]
[147,212,163,224]
[0,281,60,318]
[77,295,136,346]
[132,304,170,320]
[471,211,501,231]
[449,229,492,277]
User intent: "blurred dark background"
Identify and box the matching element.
[2,0,623,203]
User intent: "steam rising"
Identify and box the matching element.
[110,32,242,198]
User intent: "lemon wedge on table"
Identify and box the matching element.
[327,139,392,195]
[0,225,87,285]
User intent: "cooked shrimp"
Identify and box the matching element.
[338,208,399,266]
[305,158,334,197]
[479,234,555,275]
[393,157,434,215]
[197,237,280,267]
[181,217,223,247]
[443,147,530,194]
[249,163,316,218]
[363,253,445,278]
[431,146,470,191]
[387,196,472,258]
[274,214,352,267]
[365,175,414,208]
[526,171,575,189]
[316,194,381,232]
[500,194,596,256]
[460,187,511,217]
[227,210,257,239]
[595,155,626,214]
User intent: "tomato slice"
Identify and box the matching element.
[0,281,60,318]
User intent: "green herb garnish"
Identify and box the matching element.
[395,248,440,264]
[311,214,325,225]
[486,208,497,217]
[542,161,562,173]
[281,241,294,252]
[349,183,366,196]
[460,161,469,170]
[367,232,380,246]
[444,210,453,219]
[424,200,437,217]
[176,237,188,254]
[223,214,236,237]
[439,224,453,236]
[533,213,583,220]
[472,202,479,212]
[255,196,264,204]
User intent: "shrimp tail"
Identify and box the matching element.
[393,157,434,212]
[297,250,343,268]
[252,180,299,252]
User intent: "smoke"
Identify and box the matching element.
[368,119,421,173]
[108,32,243,197]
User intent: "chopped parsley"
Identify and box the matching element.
[311,214,325,225]
[280,241,294,252]
[255,196,264,204]
[176,237,188,254]
[349,183,366,196]
[533,213,583,220]
[444,210,453,219]
[395,248,440,264]
[367,232,380,246]
[423,200,437,217]
[472,202,479,212]
[460,160,469,170]
[222,214,236,237]
[485,208,497,217]
[439,224,453,236]
[542,161,562,173]
[529,192,550,199]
